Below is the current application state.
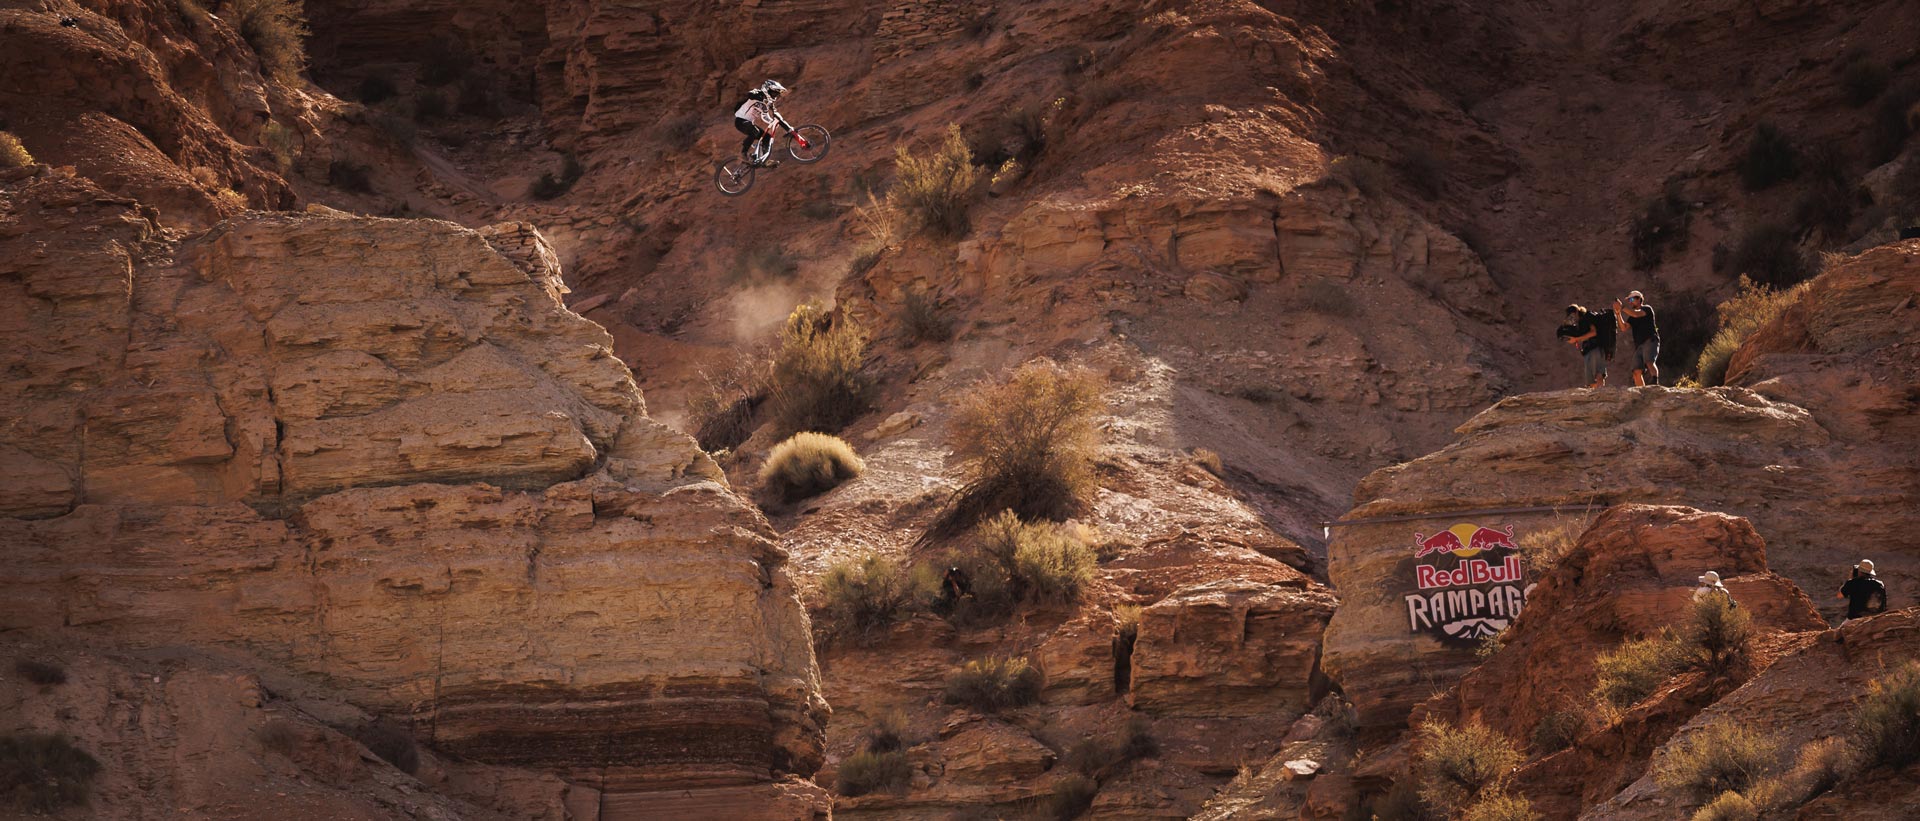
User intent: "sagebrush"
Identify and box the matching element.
[0,734,100,813]
[1461,792,1541,821]
[1690,791,1758,821]
[816,554,913,642]
[1592,633,1685,709]
[0,132,33,168]
[223,0,308,82]
[944,360,1102,526]
[1691,277,1810,387]
[892,125,979,239]
[1682,592,1752,675]
[972,511,1097,604]
[1739,123,1798,191]
[1727,223,1809,288]
[1046,773,1099,819]
[1853,659,1920,768]
[943,656,1043,712]
[767,301,872,437]
[836,750,910,796]
[760,432,863,502]
[1415,721,1524,814]
[1655,721,1781,801]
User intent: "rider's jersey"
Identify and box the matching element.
[735,98,778,130]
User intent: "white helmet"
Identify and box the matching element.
[1698,571,1722,586]
[761,80,787,99]
[1857,559,1875,573]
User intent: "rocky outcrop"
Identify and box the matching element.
[1321,243,1919,729]
[0,170,825,817]
[1129,578,1336,717]
[1586,608,1920,820]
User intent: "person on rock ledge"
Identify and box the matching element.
[1613,290,1661,386]
[1838,559,1888,624]
[1557,302,1616,388]
[1693,570,1733,604]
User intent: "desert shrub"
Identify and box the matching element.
[891,125,979,239]
[972,511,1097,603]
[413,89,448,121]
[1331,155,1388,196]
[1739,123,1799,191]
[1592,634,1685,709]
[0,734,100,812]
[1840,51,1890,107]
[1727,223,1809,288]
[1415,721,1524,814]
[943,656,1043,712]
[658,114,701,150]
[898,288,952,344]
[860,709,909,754]
[14,659,66,686]
[1747,737,1853,810]
[1658,722,1781,802]
[760,432,864,502]
[816,554,913,641]
[419,41,470,87]
[963,10,996,38]
[1461,792,1540,821]
[1519,516,1588,575]
[848,241,887,277]
[351,721,420,774]
[358,73,397,104]
[965,71,986,91]
[1531,709,1583,755]
[256,720,300,754]
[1630,181,1692,269]
[1045,773,1099,819]
[688,354,768,453]
[836,750,910,796]
[1301,278,1359,317]
[1351,780,1423,821]
[1681,592,1752,675]
[1692,277,1810,386]
[767,301,871,436]
[1402,146,1445,200]
[328,161,373,193]
[728,243,798,284]
[530,153,583,200]
[946,360,1103,525]
[1690,791,1758,821]
[261,120,297,170]
[1793,145,1855,241]
[0,132,33,168]
[1852,659,1920,768]
[1191,448,1222,475]
[213,188,248,210]
[222,0,307,83]
[1063,717,1156,781]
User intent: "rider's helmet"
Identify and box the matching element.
[761,80,788,100]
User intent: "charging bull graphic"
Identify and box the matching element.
[1405,523,1533,645]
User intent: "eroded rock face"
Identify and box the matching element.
[1129,578,1337,717]
[0,171,825,816]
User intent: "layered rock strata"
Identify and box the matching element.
[0,170,826,817]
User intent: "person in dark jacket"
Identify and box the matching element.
[1613,290,1660,386]
[1838,559,1888,623]
[1557,303,1616,388]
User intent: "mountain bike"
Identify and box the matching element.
[715,123,831,196]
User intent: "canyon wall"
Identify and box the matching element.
[0,168,828,818]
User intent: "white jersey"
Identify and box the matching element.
[735,99,777,129]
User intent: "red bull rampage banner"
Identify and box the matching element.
[1405,523,1534,645]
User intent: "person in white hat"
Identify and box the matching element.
[1694,570,1732,603]
[1838,559,1887,623]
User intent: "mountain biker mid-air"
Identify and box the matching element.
[734,80,791,168]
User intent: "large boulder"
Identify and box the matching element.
[1129,578,1337,717]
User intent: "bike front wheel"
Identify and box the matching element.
[786,125,831,164]
[715,158,756,196]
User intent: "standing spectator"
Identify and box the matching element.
[1613,290,1661,386]
[1838,559,1888,624]
[1557,303,1617,388]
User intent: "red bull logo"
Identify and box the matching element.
[1412,523,1516,558]
[1405,522,1530,646]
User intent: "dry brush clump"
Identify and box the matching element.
[892,125,979,239]
[1691,277,1810,387]
[943,360,1103,528]
[974,511,1097,604]
[767,301,872,437]
[1045,773,1099,819]
[222,0,308,83]
[0,132,33,168]
[897,288,952,344]
[1726,223,1810,288]
[1681,593,1753,675]
[1630,181,1692,269]
[1414,720,1525,815]
[1460,792,1541,821]
[1690,791,1758,821]
[13,659,66,686]
[943,656,1043,712]
[1852,659,1920,769]
[1739,123,1799,191]
[1061,717,1157,782]
[837,749,911,796]
[1517,515,1590,575]
[1592,633,1687,710]
[1655,721,1781,803]
[760,432,863,503]
[1,734,100,813]
[815,553,914,643]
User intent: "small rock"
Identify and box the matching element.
[867,411,922,441]
[1282,759,1321,780]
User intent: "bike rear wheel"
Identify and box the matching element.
[715,158,756,196]
[786,125,831,163]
